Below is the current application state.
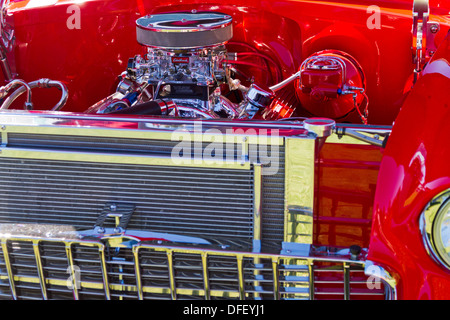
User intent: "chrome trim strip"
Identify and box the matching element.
[253,163,262,252]
[0,111,393,147]
[0,111,303,135]
[284,136,315,244]
[252,163,263,298]
[0,110,392,130]
[1,124,284,146]
[0,147,251,170]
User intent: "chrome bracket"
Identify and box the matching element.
[426,21,440,57]
[281,242,311,256]
[412,0,429,71]
[94,202,136,234]
[412,0,439,82]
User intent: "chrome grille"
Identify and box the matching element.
[0,238,386,300]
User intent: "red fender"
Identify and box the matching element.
[368,31,450,299]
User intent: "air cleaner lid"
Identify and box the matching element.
[136,12,233,49]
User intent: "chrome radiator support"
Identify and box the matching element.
[0,112,317,252]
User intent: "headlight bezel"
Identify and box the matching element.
[420,189,450,269]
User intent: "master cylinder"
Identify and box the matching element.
[295,50,368,123]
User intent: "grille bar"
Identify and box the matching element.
[0,240,16,299]
[32,240,47,299]
[0,236,387,300]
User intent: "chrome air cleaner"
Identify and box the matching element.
[136,12,233,49]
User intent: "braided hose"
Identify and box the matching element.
[0,78,68,111]
[0,79,33,109]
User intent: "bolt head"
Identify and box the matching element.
[430,24,439,33]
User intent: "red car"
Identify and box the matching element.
[0,0,448,301]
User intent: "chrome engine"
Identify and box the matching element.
[87,12,259,119]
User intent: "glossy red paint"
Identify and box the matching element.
[2,0,450,299]
[2,0,450,125]
[368,32,450,299]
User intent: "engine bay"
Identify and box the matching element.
[0,11,372,125]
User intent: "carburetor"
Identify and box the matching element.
[129,38,228,87]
